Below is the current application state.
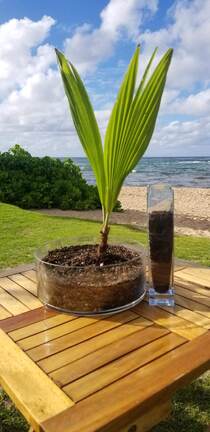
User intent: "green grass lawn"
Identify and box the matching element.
[0,202,209,431]
[0,202,210,268]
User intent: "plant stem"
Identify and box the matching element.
[97,212,110,258]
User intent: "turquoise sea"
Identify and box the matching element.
[70,157,210,188]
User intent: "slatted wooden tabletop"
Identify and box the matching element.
[0,263,209,432]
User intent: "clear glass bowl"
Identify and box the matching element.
[35,236,146,316]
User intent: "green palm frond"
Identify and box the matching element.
[103,45,140,213]
[56,46,173,247]
[104,47,173,213]
[55,49,106,208]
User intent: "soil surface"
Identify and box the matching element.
[44,244,138,267]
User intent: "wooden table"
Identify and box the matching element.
[0,263,209,432]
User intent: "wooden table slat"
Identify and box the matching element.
[175,278,210,297]
[21,270,37,283]
[134,302,207,339]
[0,307,56,332]
[0,286,29,315]
[37,316,152,373]
[143,291,210,329]
[176,266,210,278]
[0,276,42,309]
[0,263,209,432]
[41,332,210,432]
[174,265,187,272]
[175,285,210,307]
[174,268,210,288]
[9,274,37,296]
[174,293,210,319]
[9,313,76,341]
[50,325,169,386]
[159,302,210,329]
[18,315,114,351]
[0,304,12,320]
[64,332,186,402]
[0,329,73,432]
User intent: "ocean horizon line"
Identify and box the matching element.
[64,156,210,188]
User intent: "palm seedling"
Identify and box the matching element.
[55,45,173,258]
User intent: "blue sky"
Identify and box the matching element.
[0,0,210,157]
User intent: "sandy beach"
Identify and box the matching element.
[119,187,210,220]
[119,187,210,237]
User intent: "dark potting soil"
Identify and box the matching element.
[43,244,139,267]
[149,210,174,293]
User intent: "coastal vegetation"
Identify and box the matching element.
[0,144,102,210]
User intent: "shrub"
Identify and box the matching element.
[0,145,112,210]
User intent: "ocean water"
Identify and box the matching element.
[70,156,210,188]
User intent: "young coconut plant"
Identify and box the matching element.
[36,46,173,315]
[55,45,173,259]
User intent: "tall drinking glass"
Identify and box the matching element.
[147,183,174,306]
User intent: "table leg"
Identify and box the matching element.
[117,400,171,432]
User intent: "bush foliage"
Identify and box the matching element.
[0,145,104,210]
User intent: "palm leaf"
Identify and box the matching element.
[55,49,106,208]
[104,48,173,213]
[56,46,173,239]
[103,45,140,213]
[135,47,157,96]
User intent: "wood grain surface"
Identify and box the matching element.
[0,263,209,432]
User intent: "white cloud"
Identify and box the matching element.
[137,0,210,158]
[0,16,55,96]
[0,67,74,155]
[0,15,73,156]
[139,0,210,90]
[0,1,210,159]
[100,0,157,39]
[164,88,210,116]
[64,0,158,74]
[0,2,159,157]
[146,115,210,156]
